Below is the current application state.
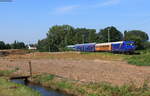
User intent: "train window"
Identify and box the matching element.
[96,45,109,48]
[127,43,133,46]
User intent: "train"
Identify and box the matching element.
[67,41,136,54]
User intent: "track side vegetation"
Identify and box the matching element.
[124,49,150,66]
[81,49,150,66]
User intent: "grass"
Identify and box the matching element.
[124,50,150,66]
[0,69,41,96]
[31,74,150,96]
[6,51,123,61]
[56,81,74,89]
[0,70,15,76]
[0,78,41,96]
[81,50,150,66]
[32,74,55,83]
[6,49,150,66]
[4,49,150,66]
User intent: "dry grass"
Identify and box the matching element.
[4,52,123,61]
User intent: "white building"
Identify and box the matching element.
[28,45,37,50]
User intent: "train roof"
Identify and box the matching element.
[75,43,96,45]
[111,41,123,44]
[96,43,112,46]
[96,41,123,46]
[67,45,75,48]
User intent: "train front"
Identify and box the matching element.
[124,41,136,53]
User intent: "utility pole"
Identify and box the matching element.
[49,45,50,52]
[50,38,53,52]
[108,28,110,42]
[64,26,69,46]
[82,34,85,43]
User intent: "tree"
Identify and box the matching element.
[11,41,26,49]
[5,44,11,49]
[46,25,75,51]
[124,30,149,49]
[37,25,76,52]
[37,39,50,52]
[124,30,149,41]
[0,41,5,49]
[97,26,123,43]
[74,28,96,44]
[143,42,150,49]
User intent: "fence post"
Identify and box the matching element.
[29,61,32,77]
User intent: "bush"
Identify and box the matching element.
[33,74,55,83]
[143,42,150,49]
[125,50,150,66]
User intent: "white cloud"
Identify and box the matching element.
[55,5,80,14]
[53,0,121,14]
[94,0,121,7]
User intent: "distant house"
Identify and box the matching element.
[28,45,37,50]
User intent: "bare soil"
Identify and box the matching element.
[1,52,150,86]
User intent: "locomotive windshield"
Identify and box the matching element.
[126,43,134,46]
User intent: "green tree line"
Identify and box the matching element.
[0,40,26,50]
[37,25,150,52]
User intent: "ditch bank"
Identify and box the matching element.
[0,77,41,96]
[11,79,67,96]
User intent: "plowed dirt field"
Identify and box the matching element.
[1,52,150,86]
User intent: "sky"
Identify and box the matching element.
[0,0,150,44]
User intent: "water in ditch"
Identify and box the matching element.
[11,79,68,96]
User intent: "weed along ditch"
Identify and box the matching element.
[10,79,68,96]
